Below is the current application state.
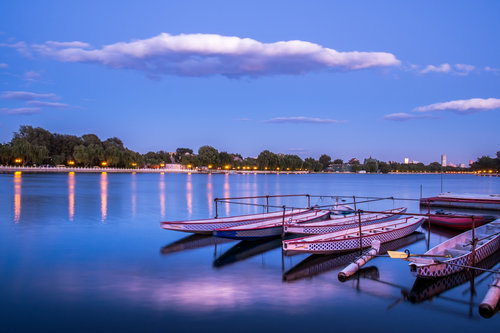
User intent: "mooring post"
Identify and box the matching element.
[214,198,218,219]
[307,194,310,208]
[471,215,477,267]
[358,209,363,255]
[420,184,422,199]
[426,203,431,250]
[441,172,443,193]
[266,195,269,213]
[281,205,286,240]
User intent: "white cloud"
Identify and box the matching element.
[27,33,400,77]
[454,63,475,75]
[288,148,307,152]
[383,112,434,121]
[26,100,76,109]
[45,41,91,48]
[0,90,57,100]
[415,63,477,76]
[420,63,451,74]
[264,116,342,124]
[414,98,500,114]
[0,107,41,115]
[23,71,41,82]
[0,63,7,68]
[484,66,500,74]
[0,41,31,57]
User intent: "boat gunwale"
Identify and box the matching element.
[410,220,500,267]
[160,208,311,225]
[284,217,424,245]
[214,210,331,231]
[286,207,407,229]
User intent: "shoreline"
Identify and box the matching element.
[0,166,497,176]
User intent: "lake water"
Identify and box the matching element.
[1,172,499,332]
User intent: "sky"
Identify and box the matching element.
[0,0,499,165]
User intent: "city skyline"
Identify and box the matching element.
[1,1,499,165]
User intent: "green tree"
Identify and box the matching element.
[104,146,122,167]
[319,154,331,170]
[257,150,279,170]
[103,137,124,150]
[0,144,13,165]
[283,154,303,170]
[198,145,219,167]
[12,138,48,165]
[13,125,53,149]
[333,159,343,165]
[379,162,391,174]
[73,145,91,166]
[363,157,378,173]
[82,134,102,147]
[219,151,233,168]
[304,157,322,172]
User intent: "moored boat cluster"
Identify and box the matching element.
[161,192,500,317]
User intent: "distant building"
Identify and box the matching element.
[459,163,466,168]
[404,157,410,164]
[441,154,447,167]
[469,160,473,166]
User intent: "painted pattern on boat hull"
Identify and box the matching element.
[410,220,500,278]
[283,217,424,255]
[285,208,407,235]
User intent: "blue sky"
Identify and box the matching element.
[1,1,499,165]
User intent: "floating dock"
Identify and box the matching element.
[420,193,500,211]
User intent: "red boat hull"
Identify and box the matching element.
[428,215,496,230]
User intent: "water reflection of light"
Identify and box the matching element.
[159,173,165,218]
[100,172,108,222]
[68,172,75,221]
[207,173,213,217]
[224,173,230,216]
[13,172,22,223]
[131,173,136,217]
[186,173,192,217]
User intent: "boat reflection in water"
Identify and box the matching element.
[284,232,425,282]
[160,234,234,256]
[407,249,500,304]
[213,237,282,268]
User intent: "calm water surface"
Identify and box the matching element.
[1,172,499,332]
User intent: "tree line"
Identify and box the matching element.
[0,126,498,173]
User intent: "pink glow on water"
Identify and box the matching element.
[13,173,22,223]
[159,173,165,218]
[68,172,75,221]
[100,172,108,222]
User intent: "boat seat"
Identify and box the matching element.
[444,248,469,258]
[455,244,472,251]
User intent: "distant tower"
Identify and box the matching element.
[404,157,409,164]
[441,154,447,167]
